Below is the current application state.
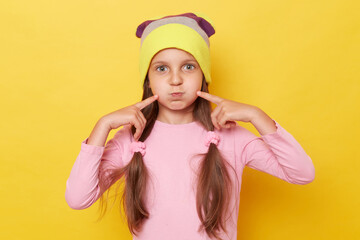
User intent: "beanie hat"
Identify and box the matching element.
[135,12,216,85]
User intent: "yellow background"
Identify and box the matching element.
[1,0,358,239]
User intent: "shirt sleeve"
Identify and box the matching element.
[65,129,126,210]
[240,119,315,185]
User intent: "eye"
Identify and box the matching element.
[184,64,195,70]
[156,65,167,72]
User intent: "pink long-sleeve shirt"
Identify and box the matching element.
[65,119,315,240]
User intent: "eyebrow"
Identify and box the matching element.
[151,59,198,66]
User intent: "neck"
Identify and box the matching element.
[157,107,195,124]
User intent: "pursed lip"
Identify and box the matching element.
[170,91,184,97]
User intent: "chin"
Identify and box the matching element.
[158,101,195,111]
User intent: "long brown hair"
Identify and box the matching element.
[96,74,239,240]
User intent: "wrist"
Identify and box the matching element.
[250,107,264,123]
[250,108,277,135]
[98,117,112,132]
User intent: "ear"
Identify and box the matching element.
[144,73,151,88]
[146,81,151,90]
[201,74,208,92]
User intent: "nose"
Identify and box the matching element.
[169,70,183,86]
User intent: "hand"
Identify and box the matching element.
[196,91,259,130]
[102,95,158,140]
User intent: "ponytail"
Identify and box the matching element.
[96,75,158,236]
[193,78,239,240]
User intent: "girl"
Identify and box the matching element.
[65,12,315,240]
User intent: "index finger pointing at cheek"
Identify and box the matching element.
[196,91,222,105]
[134,95,158,110]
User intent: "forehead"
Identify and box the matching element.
[151,48,196,62]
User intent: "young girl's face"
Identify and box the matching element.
[147,48,203,113]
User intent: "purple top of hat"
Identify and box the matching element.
[136,12,215,38]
